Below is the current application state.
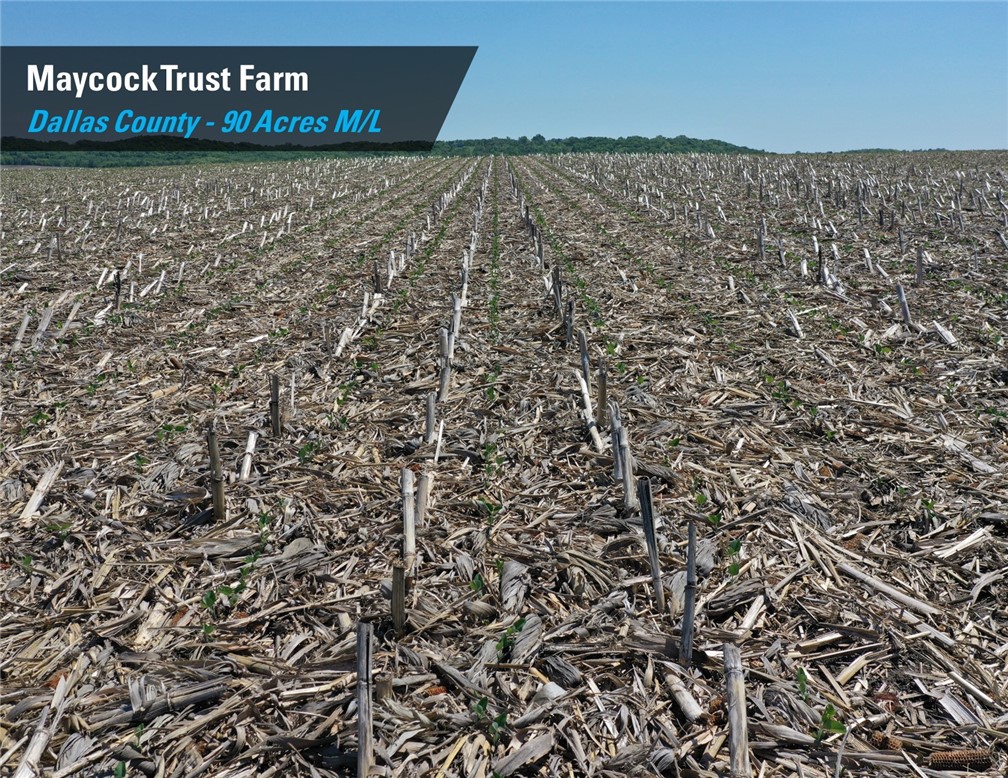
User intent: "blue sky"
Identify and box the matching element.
[2,1,1005,152]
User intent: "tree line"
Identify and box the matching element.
[0,133,763,167]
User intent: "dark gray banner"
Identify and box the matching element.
[0,46,477,151]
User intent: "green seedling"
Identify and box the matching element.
[476,498,501,525]
[472,696,509,745]
[495,616,527,661]
[29,410,51,428]
[155,422,186,443]
[815,703,846,742]
[727,538,743,576]
[482,443,504,477]
[297,441,320,465]
[47,521,71,541]
[488,293,501,339]
[488,712,508,744]
[201,513,269,636]
[484,365,502,403]
[797,667,809,701]
[85,379,101,396]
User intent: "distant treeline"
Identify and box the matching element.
[1,149,322,168]
[0,133,764,168]
[433,134,763,155]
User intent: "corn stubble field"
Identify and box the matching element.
[1,151,1007,778]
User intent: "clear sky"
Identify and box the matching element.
[2,1,1005,152]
